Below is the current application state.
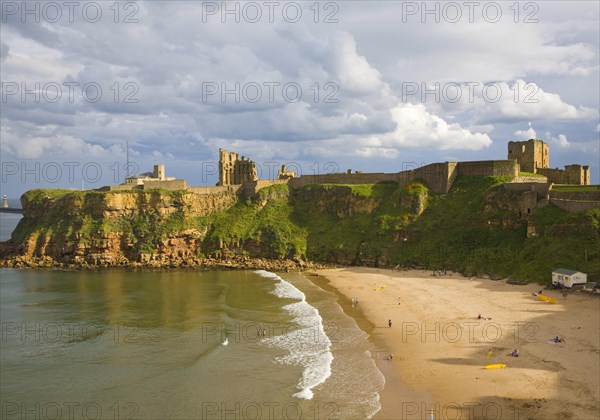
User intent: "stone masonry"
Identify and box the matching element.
[218,148,258,186]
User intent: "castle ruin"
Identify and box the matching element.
[218,148,258,186]
[508,139,590,185]
[99,140,596,212]
[508,139,549,173]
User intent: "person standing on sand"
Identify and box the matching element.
[388,319,392,328]
[398,297,401,305]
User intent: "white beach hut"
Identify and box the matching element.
[552,268,587,288]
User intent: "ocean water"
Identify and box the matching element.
[0,216,383,419]
[0,212,22,241]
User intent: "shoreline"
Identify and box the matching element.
[305,272,432,419]
[0,252,332,272]
[312,267,600,420]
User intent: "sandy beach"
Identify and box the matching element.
[312,268,600,420]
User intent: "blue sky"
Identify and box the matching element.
[1,1,599,198]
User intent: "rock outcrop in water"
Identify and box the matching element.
[1,178,599,283]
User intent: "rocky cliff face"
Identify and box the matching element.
[9,189,239,268]
[2,179,597,284]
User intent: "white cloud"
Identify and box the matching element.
[331,31,384,94]
[381,103,492,150]
[551,134,571,148]
[514,122,537,140]
[1,1,598,193]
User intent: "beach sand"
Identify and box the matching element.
[312,267,600,420]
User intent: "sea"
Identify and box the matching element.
[0,212,385,419]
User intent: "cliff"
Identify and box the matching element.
[1,177,599,283]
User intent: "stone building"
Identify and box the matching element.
[277,165,296,180]
[102,164,186,191]
[218,148,258,186]
[507,139,549,173]
[508,139,590,185]
[125,164,173,185]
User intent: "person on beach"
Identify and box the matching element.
[398,297,401,305]
[510,349,520,357]
[388,319,392,328]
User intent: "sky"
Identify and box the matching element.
[1,0,599,198]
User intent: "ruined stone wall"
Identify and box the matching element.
[549,190,600,202]
[288,161,515,195]
[515,176,548,183]
[503,182,551,200]
[537,168,567,184]
[537,166,590,185]
[241,179,289,197]
[288,172,400,189]
[456,160,519,178]
[142,180,187,190]
[565,165,590,185]
[218,149,258,186]
[105,184,137,191]
[187,185,242,195]
[550,199,600,212]
[407,162,456,194]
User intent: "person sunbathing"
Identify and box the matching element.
[510,349,520,357]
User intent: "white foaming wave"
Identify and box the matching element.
[254,270,333,400]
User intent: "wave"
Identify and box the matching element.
[254,270,333,400]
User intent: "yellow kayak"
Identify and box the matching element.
[484,364,507,370]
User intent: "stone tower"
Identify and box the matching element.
[153,164,165,180]
[507,139,549,173]
[218,149,258,186]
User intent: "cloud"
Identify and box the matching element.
[514,122,537,140]
[551,134,571,148]
[0,43,8,61]
[382,103,492,150]
[331,31,385,94]
[0,1,598,192]
[0,125,110,160]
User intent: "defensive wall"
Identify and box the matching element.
[550,199,600,213]
[187,185,242,195]
[538,165,591,185]
[102,179,187,191]
[287,160,518,194]
[240,179,289,197]
[549,190,600,202]
[142,180,187,190]
[287,172,399,189]
[503,182,551,201]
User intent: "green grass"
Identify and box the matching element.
[22,189,78,203]
[552,185,600,192]
[519,171,546,178]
